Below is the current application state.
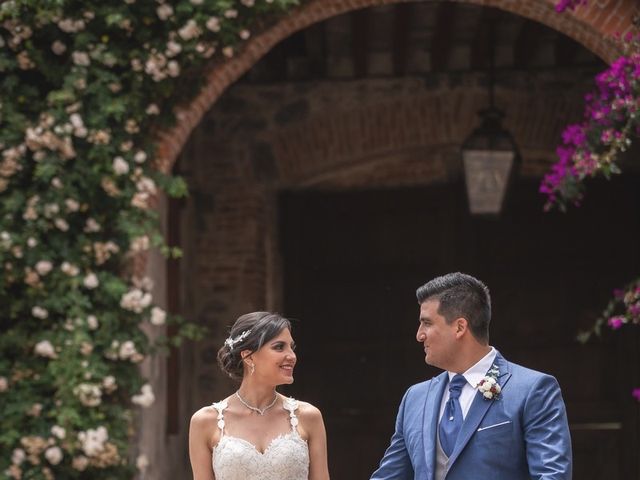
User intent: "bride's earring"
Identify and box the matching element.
[250,362,255,375]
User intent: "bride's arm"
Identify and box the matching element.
[300,403,330,480]
[189,407,218,480]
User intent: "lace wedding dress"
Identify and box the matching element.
[212,397,310,480]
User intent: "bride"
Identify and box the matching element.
[189,311,330,480]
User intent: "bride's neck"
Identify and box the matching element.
[237,381,277,407]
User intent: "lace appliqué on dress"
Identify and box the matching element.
[212,397,310,480]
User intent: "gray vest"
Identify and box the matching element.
[435,429,450,480]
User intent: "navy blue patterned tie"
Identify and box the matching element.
[439,374,467,457]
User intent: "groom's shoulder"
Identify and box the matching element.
[404,373,444,398]
[504,358,559,386]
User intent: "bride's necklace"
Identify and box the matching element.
[235,391,278,415]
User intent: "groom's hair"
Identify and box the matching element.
[416,272,491,343]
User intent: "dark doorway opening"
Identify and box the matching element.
[280,177,640,479]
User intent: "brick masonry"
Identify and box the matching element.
[141,1,638,478]
[154,0,635,174]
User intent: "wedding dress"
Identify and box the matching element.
[212,397,310,480]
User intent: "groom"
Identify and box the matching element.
[371,272,572,480]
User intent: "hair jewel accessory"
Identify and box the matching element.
[224,329,251,350]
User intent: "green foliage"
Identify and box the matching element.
[0,0,299,478]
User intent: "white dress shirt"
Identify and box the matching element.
[438,346,497,421]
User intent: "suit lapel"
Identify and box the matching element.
[423,372,448,480]
[447,353,512,467]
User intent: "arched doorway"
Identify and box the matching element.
[160,1,639,478]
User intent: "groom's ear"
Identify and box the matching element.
[454,317,468,338]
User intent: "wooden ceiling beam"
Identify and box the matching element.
[430,2,457,72]
[555,33,579,67]
[470,8,491,71]
[392,3,413,76]
[305,22,327,77]
[513,18,545,69]
[350,8,371,78]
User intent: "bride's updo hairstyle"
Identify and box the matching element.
[217,311,292,381]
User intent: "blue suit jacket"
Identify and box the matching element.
[371,353,572,480]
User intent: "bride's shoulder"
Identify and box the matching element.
[190,398,230,429]
[289,398,323,421]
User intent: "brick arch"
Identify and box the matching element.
[263,86,583,187]
[156,0,636,173]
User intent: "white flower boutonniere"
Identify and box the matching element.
[477,364,501,400]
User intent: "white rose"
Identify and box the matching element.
[136,177,157,194]
[132,384,155,407]
[136,454,149,471]
[150,306,167,326]
[34,339,56,358]
[45,446,63,465]
[35,260,53,276]
[0,231,12,249]
[32,306,49,319]
[145,104,159,115]
[78,426,108,456]
[87,315,99,330]
[83,273,99,289]
[84,218,101,232]
[51,40,66,55]
[61,261,80,276]
[75,125,88,137]
[11,448,25,465]
[65,198,80,212]
[239,29,250,40]
[51,425,66,439]
[43,203,60,218]
[119,340,137,359]
[72,455,89,471]
[167,60,180,77]
[27,237,38,248]
[54,218,69,231]
[483,391,493,399]
[131,235,150,252]
[69,113,84,129]
[112,156,129,175]
[102,375,117,393]
[74,383,102,407]
[156,3,173,20]
[0,376,8,392]
[224,9,238,18]
[178,19,201,41]
[166,40,182,57]
[206,17,220,32]
[134,151,147,163]
[120,288,152,313]
[72,51,90,66]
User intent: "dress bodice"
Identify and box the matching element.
[212,397,310,480]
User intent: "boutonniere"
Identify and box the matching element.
[477,364,501,400]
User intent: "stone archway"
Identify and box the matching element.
[155,0,637,174]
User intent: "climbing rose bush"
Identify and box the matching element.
[0,0,298,478]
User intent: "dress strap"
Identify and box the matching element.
[211,398,228,436]
[283,397,300,433]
